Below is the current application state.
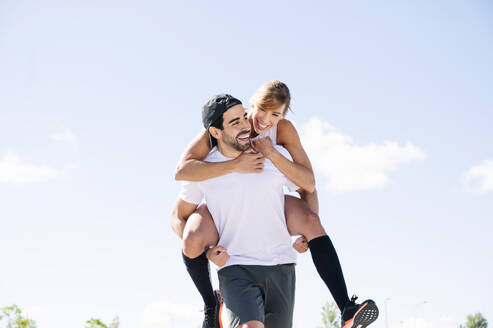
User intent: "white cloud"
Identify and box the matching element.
[51,128,78,145]
[299,117,426,192]
[141,300,202,328]
[464,160,493,194]
[0,151,59,185]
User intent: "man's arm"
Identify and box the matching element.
[170,198,199,240]
[170,197,230,267]
[291,188,320,253]
[297,188,319,214]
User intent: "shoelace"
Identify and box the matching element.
[342,295,360,325]
[203,306,216,324]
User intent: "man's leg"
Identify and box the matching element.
[218,266,265,328]
[263,264,296,328]
[181,204,220,323]
[284,195,350,311]
[237,322,263,328]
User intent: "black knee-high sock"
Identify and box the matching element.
[308,235,350,312]
[182,251,216,308]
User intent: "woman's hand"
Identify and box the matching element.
[232,150,264,173]
[251,136,276,158]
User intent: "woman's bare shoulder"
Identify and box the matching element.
[278,118,296,130]
[277,119,301,146]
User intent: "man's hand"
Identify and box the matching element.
[233,150,264,173]
[206,246,230,267]
[292,236,309,253]
[251,136,276,158]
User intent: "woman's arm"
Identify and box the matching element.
[174,129,234,181]
[174,129,265,181]
[278,120,320,213]
[252,119,316,192]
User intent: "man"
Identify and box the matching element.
[171,94,299,328]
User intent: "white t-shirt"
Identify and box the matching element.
[179,145,298,269]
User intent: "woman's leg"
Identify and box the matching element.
[181,204,219,311]
[284,195,350,312]
[182,204,219,257]
[285,195,325,240]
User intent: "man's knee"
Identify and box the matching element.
[182,229,205,258]
[237,321,264,328]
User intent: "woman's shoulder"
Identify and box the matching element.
[277,119,301,145]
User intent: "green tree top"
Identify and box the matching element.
[0,305,37,328]
[85,318,107,328]
[459,313,488,328]
[85,316,119,328]
[1,304,119,328]
[319,301,340,328]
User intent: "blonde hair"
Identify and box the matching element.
[250,80,291,115]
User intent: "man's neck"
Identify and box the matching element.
[217,143,242,159]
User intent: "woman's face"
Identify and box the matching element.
[250,104,285,134]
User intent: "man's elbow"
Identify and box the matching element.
[169,208,178,228]
[170,212,184,238]
[300,183,316,195]
[305,185,316,194]
[304,178,316,193]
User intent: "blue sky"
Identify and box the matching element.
[1,1,492,327]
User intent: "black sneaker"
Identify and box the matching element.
[202,290,223,328]
[341,295,379,328]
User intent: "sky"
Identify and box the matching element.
[1,1,492,327]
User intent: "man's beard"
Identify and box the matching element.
[223,130,251,152]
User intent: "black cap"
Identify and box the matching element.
[202,94,242,147]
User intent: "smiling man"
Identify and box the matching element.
[171,94,299,328]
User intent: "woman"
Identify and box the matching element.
[173,81,378,328]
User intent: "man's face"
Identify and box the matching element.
[217,104,251,152]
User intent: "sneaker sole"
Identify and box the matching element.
[351,300,379,328]
[215,290,224,328]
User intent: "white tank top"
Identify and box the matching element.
[253,124,278,144]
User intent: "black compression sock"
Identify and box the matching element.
[182,251,216,308]
[308,235,350,312]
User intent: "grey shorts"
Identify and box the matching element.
[218,264,295,328]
